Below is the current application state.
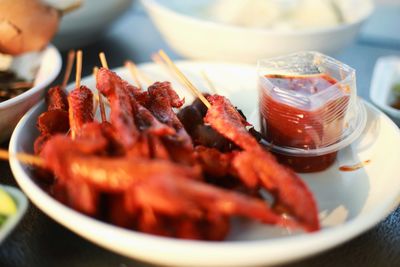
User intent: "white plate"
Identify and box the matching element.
[9,62,400,267]
[0,185,29,244]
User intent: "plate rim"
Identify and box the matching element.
[8,61,400,266]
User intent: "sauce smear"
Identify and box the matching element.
[339,160,371,172]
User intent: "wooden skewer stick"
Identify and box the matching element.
[70,50,83,140]
[93,66,99,79]
[61,50,76,89]
[157,50,211,108]
[125,60,152,89]
[92,67,99,117]
[99,52,109,69]
[59,0,83,15]
[125,60,143,89]
[93,66,107,123]
[75,50,83,89]
[201,70,218,94]
[124,60,149,90]
[151,54,175,79]
[0,149,44,167]
[151,54,190,100]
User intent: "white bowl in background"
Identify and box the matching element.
[141,0,374,63]
[370,56,400,126]
[52,0,133,51]
[0,185,28,244]
[0,45,61,142]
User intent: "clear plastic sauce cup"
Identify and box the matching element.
[258,51,366,172]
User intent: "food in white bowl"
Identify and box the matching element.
[0,45,61,142]
[8,61,400,266]
[141,0,374,63]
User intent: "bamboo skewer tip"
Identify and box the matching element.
[0,149,44,167]
[61,50,76,89]
[75,50,83,89]
[157,50,211,108]
[99,52,109,69]
[59,0,83,15]
[201,70,218,95]
[125,60,143,89]
[93,66,107,123]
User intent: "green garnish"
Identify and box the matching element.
[0,187,17,228]
[0,214,7,227]
[392,83,400,96]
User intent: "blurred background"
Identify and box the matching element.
[52,0,400,62]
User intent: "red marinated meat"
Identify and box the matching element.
[68,85,94,138]
[46,85,68,111]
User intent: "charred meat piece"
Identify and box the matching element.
[96,67,147,105]
[148,81,184,108]
[40,136,299,230]
[232,151,319,232]
[34,134,51,155]
[133,102,175,136]
[205,95,258,151]
[32,64,322,240]
[147,81,195,165]
[34,86,69,155]
[40,135,198,192]
[68,85,94,138]
[195,146,237,178]
[56,178,99,216]
[46,85,69,111]
[177,104,204,134]
[205,94,320,232]
[147,81,191,148]
[96,68,139,148]
[126,134,151,158]
[148,135,170,160]
[178,96,233,151]
[37,109,69,136]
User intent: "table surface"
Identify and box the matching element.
[1,3,400,267]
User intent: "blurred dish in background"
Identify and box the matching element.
[48,0,133,51]
[370,56,400,126]
[0,185,28,244]
[159,0,373,31]
[0,0,61,55]
[141,0,374,63]
[206,0,346,30]
[391,83,400,110]
[0,62,33,103]
[0,45,61,142]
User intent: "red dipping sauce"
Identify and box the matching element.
[259,73,350,172]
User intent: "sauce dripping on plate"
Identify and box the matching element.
[339,160,371,172]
